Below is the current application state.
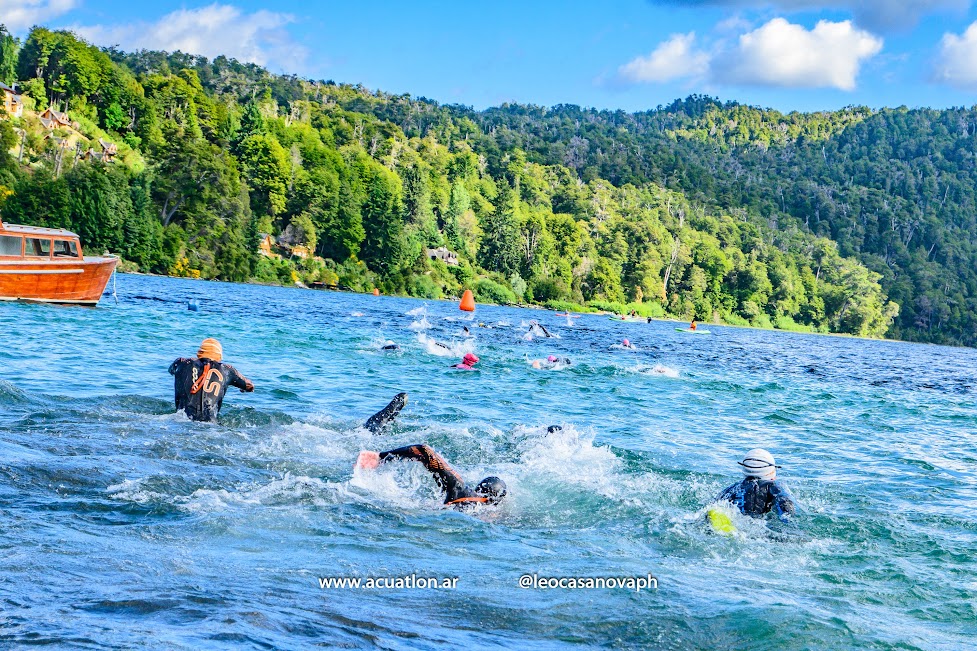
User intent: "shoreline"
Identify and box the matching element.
[110,271,967,350]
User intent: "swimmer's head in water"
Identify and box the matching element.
[546,425,563,433]
[622,339,630,347]
[547,355,558,363]
[738,448,780,480]
[463,352,479,365]
[381,343,399,350]
[475,476,507,505]
[197,338,223,361]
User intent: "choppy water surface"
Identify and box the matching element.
[1,274,975,650]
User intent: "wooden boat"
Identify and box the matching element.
[0,218,118,305]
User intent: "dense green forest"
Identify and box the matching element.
[11,24,973,342]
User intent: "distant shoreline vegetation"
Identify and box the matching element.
[21,24,977,343]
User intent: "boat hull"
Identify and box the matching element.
[0,256,118,304]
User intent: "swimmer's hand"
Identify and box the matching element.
[241,379,255,393]
[355,450,380,470]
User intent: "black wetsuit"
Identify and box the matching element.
[718,477,795,523]
[363,393,407,433]
[378,444,487,507]
[168,357,253,423]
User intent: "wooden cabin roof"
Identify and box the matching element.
[0,221,80,238]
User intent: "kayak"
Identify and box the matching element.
[676,328,710,334]
[555,313,581,318]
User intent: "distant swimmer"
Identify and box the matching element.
[546,425,563,433]
[363,392,408,433]
[717,449,795,523]
[463,326,471,336]
[168,338,253,423]
[622,338,634,349]
[454,352,479,370]
[529,321,554,337]
[381,343,400,351]
[531,355,570,369]
[355,444,507,508]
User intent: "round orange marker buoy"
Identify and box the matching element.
[372,288,380,296]
[459,289,475,312]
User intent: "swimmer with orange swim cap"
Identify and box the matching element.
[168,338,254,423]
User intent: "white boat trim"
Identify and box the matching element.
[0,268,85,274]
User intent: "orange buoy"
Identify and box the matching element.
[372,288,380,296]
[459,289,475,312]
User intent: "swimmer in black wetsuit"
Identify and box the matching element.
[717,448,795,523]
[355,444,507,508]
[168,338,254,423]
[363,393,408,433]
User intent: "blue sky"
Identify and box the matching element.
[5,0,977,112]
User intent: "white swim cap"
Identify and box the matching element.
[738,448,779,479]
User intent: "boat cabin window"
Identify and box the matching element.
[25,237,52,257]
[0,234,22,256]
[53,239,79,258]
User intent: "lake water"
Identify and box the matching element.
[1,273,975,650]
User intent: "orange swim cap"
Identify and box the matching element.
[197,338,223,361]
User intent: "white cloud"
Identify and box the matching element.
[618,33,710,83]
[932,21,977,89]
[656,1,968,32]
[73,3,307,71]
[0,0,78,32]
[716,18,883,90]
[616,18,882,90]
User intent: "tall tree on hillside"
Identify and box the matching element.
[0,26,17,86]
[479,181,521,276]
[401,164,439,245]
[360,165,405,278]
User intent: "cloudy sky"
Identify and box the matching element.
[3,0,977,112]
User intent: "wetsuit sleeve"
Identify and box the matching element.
[168,358,190,375]
[769,481,796,523]
[378,445,466,496]
[224,364,254,392]
[717,482,739,504]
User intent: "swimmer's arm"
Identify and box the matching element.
[716,482,739,504]
[377,444,465,495]
[225,364,254,392]
[770,482,796,523]
[168,358,190,375]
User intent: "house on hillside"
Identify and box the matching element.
[425,246,459,266]
[0,82,23,118]
[288,244,312,260]
[257,233,279,258]
[98,138,118,162]
[39,107,72,130]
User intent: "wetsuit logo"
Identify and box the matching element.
[190,364,224,397]
[202,368,224,396]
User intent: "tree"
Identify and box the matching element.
[237,133,290,217]
[360,164,405,278]
[479,181,521,275]
[0,25,17,86]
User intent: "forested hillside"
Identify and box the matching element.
[3,25,952,342]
